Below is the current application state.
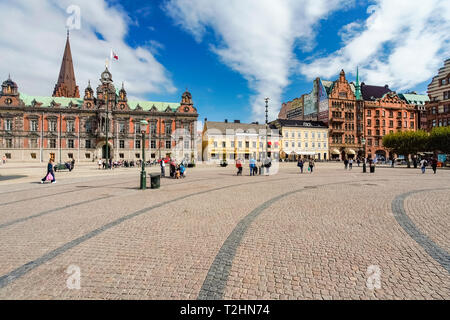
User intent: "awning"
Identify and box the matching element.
[346,149,356,155]
[331,149,340,155]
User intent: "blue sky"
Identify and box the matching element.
[1,0,449,126]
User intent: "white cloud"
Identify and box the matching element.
[164,0,352,121]
[300,0,450,91]
[0,0,176,100]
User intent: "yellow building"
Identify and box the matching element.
[202,120,280,162]
[270,119,329,161]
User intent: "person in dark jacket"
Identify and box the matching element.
[297,158,304,173]
[431,157,438,174]
[41,159,56,184]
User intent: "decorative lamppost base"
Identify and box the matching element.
[140,171,147,190]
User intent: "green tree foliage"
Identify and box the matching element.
[428,126,450,154]
[382,130,429,167]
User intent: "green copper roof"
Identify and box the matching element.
[398,93,430,105]
[355,67,362,101]
[127,101,179,112]
[20,93,84,107]
[18,92,179,111]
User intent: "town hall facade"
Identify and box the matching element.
[0,33,199,163]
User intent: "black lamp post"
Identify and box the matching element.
[140,120,149,190]
[104,91,109,168]
[362,137,367,173]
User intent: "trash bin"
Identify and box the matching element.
[150,173,161,189]
[370,166,375,173]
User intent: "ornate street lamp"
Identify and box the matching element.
[265,97,269,159]
[140,120,149,190]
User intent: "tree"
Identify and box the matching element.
[382,130,429,167]
[428,126,450,154]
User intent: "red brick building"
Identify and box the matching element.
[0,34,198,162]
[361,84,417,160]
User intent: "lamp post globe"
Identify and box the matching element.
[140,120,149,190]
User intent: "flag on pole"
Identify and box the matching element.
[110,49,119,61]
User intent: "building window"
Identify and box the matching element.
[30,120,38,132]
[165,124,172,136]
[68,139,74,149]
[49,120,57,132]
[166,140,171,149]
[6,138,13,148]
[135,153,141,159]
[49,139,56,149]
[135,123,141,134]
[238,141,242,148]
[31,153,37,159]
[285,142,288,148]
[85,153,91,159]
[151,140,156,149]
[5,153,11,159]
[150,123,156,135]
[135,140,141,149]
[119,153,125,159]
[367,110,371,116]
[222,141,226,148]
[67,121,75,133]
[85,140,91,149]
[252,141,256,148]
[367,119,371,126]
[30,139,38,148]
[298,142,301,148]
[119,122,126,133]
[68,153,74,159]
[305,142,309,148]
[368,129,372,136]
[231,141,235,148]
[245,141,250,148]
[5,119,12,131]
[389,111,393,118]
[86,121,92,133]
[410,121,414,128]
[213,141,218,148]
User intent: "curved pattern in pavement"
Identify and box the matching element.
[0,177,289,289]
[391,189,450,274]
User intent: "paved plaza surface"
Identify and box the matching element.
[0,162,448,300]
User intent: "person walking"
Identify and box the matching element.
[420,158,427,174]
[236,158,243,176]
[160,158,166,177]
[98,159,102,170]
[357,158,360,167]
[264,157,272,175]
[41,159,56,184]
[308,158,315,173]
[297,158,304,173]
[249,157,256,176]
[431,157,438,174]
[344,158,349,170]
[2,155,6,165]
[349,158,353,170]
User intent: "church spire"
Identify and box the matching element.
[355,66,362,101]
[53,31,80,98]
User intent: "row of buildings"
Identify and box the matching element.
[202,60,449,162]
[1,32,449,163]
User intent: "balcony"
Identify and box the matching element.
[330,128,344,134]
[331,117,345,122]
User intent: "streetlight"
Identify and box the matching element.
[140,120,149,190]
[265,97,269,159]
[104,91,110,169]
[361,137,366,173]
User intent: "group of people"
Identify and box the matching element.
[296,158,315,173]
[160,158,186,179]
[236,158,272,176]
[420,157,438,174]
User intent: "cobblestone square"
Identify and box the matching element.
[0,162,449,300]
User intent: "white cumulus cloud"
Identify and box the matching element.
[0,0,176,100]
[164,0,353,122]
[300,0,450,91]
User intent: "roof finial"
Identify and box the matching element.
[67,28,70,38]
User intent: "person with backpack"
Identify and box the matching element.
[41,159,56,184]
[236,158,243,176]
[420,158,428,174]
[297,158,304,174]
